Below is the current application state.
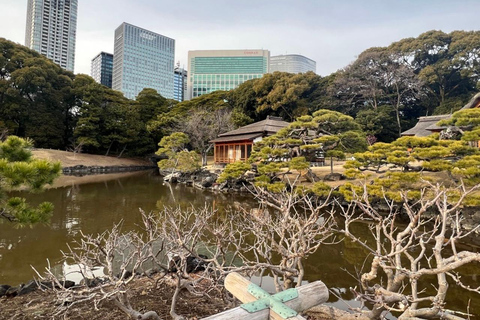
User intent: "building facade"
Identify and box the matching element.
[187,50,270,100]
[211,116,289,164]
[269,54,316,74]
[112,23,175,100]
[174,66,187,102]
[25,0,78,72]
[91,52,114,88]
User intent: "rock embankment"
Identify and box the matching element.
[161,169,256,193]
[63,164,157,175]
[0,280,75,298]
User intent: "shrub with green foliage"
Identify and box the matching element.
[217,162,251,183]
[0,136,61,224]
[220,110,367,191]
[156,132,200,173]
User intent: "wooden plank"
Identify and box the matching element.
[222,272,328,320]
[201,306,270,320]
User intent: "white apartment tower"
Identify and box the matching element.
[25,0,78,72]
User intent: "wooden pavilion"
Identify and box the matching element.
[211,116,289,164]
[401,92,480,138]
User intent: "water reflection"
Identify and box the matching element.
[0,170,478,316]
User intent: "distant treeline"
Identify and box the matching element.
[1,30,479,155]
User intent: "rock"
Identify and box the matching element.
[218,181,229,190]
[144,268,161,277]
[194,182,205,190]
[39,280,75,289]
[18,280,38,296]
[323,172,346,181]
[169,254,208,273]
[245,171,256,180]
[201,178,213,188]
[306,305,370,320]
[164,172,181,183]
[303,169,321,183]
[5,286,20,297]
[0,284,11,297]
[80,277,106,288]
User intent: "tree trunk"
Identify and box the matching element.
[202,152,207,166]
[105,141,113,156]
[395,84,402,137]
[118,145,127,158]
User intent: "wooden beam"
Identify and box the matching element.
[202,306,270,320]
[217,272,328,320]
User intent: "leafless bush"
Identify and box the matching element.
[337,182,480,319]
[68,139,85,157]
[34,181,343,318]
[35,206,257,319]
[243,182,337,291]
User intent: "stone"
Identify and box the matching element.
[303,169,321,183]
[5,286,20,297]
[164,172,181,183]
[201,178,213,188]
[18,280,38,296]
[323,172,346,181]
[0,284,11,297]
[168,254,208,273]
[194,183,205,190]
[144,268,161,277]
[218,181,229,190]
[80,277,105,288]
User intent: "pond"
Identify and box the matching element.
[0,170,479,316]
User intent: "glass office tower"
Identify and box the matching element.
[25,0,78,72]
[269,54,316,74]
[112,23,175,100]
[187,50,270,100]
[174,67,187,102]
[91,52,114,88]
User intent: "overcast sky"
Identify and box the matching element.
[1,0,479,76]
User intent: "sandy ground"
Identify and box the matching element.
[31,149,155,188]
[32,149,152,168]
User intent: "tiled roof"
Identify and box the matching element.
[217,116,289,138]
[210,133,262,143]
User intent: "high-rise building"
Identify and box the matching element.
[112,23,175,100]
[269,54,316,74]
[187,50,270,100]
[91,52,114,88]
[25,0,78,72]
[174,66,187,102]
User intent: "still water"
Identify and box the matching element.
[0,170,479,316]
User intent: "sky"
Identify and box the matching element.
[1,0,479,76]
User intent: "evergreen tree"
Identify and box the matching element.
[0,136,61,225]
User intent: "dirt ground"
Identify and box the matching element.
[32,149,151,168]
[0,272,333,320]
[0,273,230,320]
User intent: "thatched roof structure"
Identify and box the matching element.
[401,115,451,137]
[401,92,480,137]
[461,92,480,110]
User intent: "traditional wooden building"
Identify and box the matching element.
[401,114,451,137]
[211,116,289,164]
[401,93,480,137]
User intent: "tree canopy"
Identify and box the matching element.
[2,30,480,155]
